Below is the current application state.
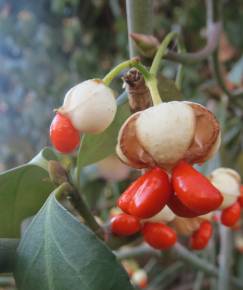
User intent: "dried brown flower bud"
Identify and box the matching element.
[123,69,152,113]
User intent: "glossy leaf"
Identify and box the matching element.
[15,192,134,290]
[77,101,130,168]
[0,148,57,238]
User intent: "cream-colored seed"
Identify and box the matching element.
[209,168,241,209]
[136,102,195,168]
[60,79,117,133]
[143,205,175,223]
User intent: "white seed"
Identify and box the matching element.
[209,168,241,209]
[143,205,175,223]
[136,102,195,169]
[60,79,117,133]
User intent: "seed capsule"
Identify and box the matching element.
[59,79,117,133]
[117,101,220,170]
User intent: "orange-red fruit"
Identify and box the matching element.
[50,113,80,153]
[172,161,223,215]
[111,213,141,236]
[238,185,243,208]
[221,201,241,227]
[167,193,199,218]
[118,167,172,218]
[142,222,177,249]
[117,168,172,219]
[190,221,213,250]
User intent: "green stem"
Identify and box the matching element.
[54,182,73,200]
[133,62,151,80]
[146,77,162,105]
[145,31,179,105]
[74,138,104,240]
[126,0,153,58]
[193,271,205,290]
[69,186,104,240]
[150,31,178,76]
[217,225,232,290]
[56,181,104,240]
[103,58,140,86]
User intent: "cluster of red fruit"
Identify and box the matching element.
[48,78,242,252]
[111,161,222,250]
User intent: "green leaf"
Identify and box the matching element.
[29,147,58,170]
[77,101,130,168]
[14,192,134,290]
[0,147,57,238]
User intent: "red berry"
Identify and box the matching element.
[190,221,213,250]
[238,185,243,208]
[50,113,80,153]
[111,213,141,236]
[117,168,172,219]
[172,161,223,215]
[142,222,177,250]
[221,201,241,227]
[167,192,199,218]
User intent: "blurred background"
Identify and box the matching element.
[0,0,242,174]
[0,1,243,290]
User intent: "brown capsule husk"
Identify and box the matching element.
[123,69,152,113]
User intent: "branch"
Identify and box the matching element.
[208,0,243,98]
[126,0,153,58]
[164,22,222,65]
[115,243,243,289]
[217,226,233,290]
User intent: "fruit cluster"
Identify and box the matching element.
[111,165,242,250]
[48,74,242,252]
[110,163,219,250]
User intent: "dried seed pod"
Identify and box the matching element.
[117,101,220,170]
[209,168,241,209]
[183,102,221,164]
[59,79,117,133]
[143,205,175,224]
[123,69,152,113]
